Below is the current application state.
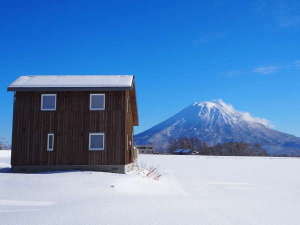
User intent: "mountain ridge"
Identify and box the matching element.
[135,100,300,155]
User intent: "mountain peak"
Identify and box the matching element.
[191,99,270,127]
[193,99,227,107]
[193,99,236,112]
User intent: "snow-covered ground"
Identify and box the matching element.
[1,150,300,225]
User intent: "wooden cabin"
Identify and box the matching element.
[7,75,139,173]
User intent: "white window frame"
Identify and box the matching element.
[41,94,57,111]
[89,94,105,111]
[89,133,105,151]
[47,133,54,151]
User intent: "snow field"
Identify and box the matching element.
[1,150,300,225]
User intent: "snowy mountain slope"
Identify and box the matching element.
[135,100,300,155]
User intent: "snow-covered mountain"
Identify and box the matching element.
[135,100,300,155]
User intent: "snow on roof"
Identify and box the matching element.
[8,75,134,91]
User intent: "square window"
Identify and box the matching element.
[89,133,104,150]
[41,94,56,111]
[90,94,105,110]
[47,133,54,151]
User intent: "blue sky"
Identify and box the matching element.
[1,0,300,141]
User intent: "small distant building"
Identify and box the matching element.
[136,145,154,154]
[7,75,139,173]
[172,149,192,155]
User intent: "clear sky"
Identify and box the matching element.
[1,0,300,142]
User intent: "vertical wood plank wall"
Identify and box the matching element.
[124,90,137,164]
[11,91,132,166]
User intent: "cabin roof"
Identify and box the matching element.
[7,75,134,91]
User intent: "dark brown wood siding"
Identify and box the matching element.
[124,90,137,164]
[11,91,129,166]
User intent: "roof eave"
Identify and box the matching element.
[7,86,132,92]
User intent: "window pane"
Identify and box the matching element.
[90,134,104,149]
[43,95,56,110]
[91,95,104,109]
[48,134,54,150]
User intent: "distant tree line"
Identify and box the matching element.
[0,142,5,150]
[0,138,10,150]
[168,137,269,156]
[168,137,208,152]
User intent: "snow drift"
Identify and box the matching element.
[1,150,300,225]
